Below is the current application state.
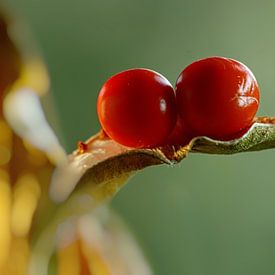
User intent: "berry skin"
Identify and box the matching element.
[175,57,260,140]
[97,68,177,148]
[164,115,193,146]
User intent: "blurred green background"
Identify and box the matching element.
[8,0,275,274]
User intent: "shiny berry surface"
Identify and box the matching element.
[164,115,193,146]
[175,57,260,140]
[97,68,177,148]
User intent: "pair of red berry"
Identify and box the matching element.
[97,57,260,148]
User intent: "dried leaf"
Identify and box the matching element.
[51,117,275,204]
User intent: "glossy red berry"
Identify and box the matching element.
[175,57,260,140]
[97,68,177,148]
[164,115,193,146]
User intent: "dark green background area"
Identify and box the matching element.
[8,1,275,274]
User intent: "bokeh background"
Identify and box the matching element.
[8,0,275,274]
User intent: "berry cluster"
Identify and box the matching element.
[97,57,260,148]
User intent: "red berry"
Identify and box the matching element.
[164,115,193,146]
[175,57,260,140]
[97,68,177,148]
